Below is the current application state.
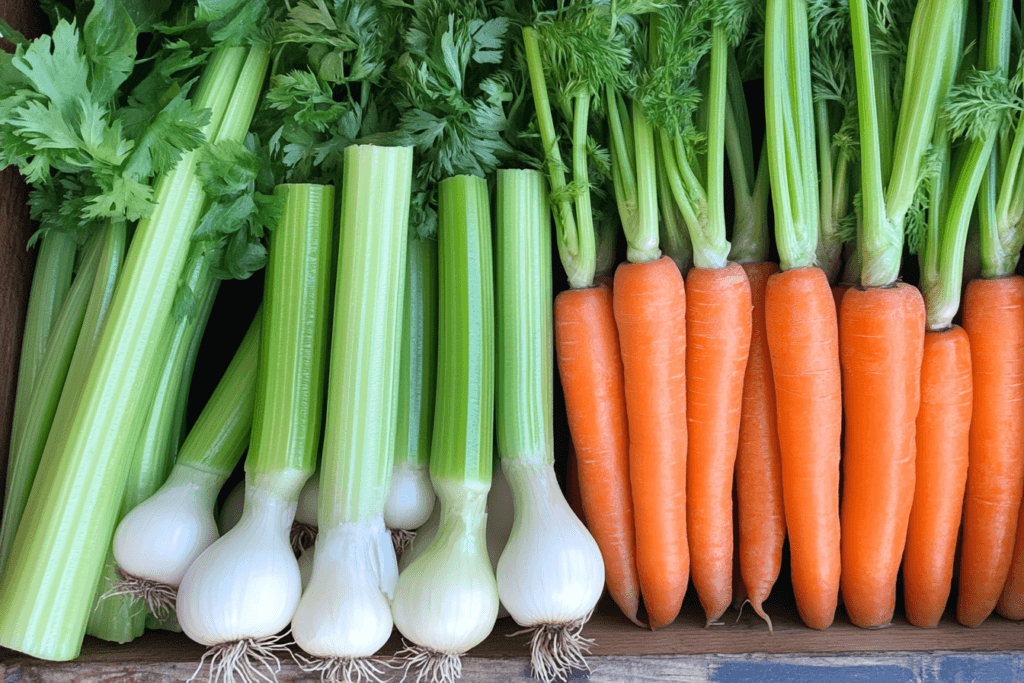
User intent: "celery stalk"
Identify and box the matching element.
[9,231,76,449]
[0,45,262,661]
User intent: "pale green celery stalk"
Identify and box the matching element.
[431,175,494,489]
[319,146,412,528]
[976,0,1024,278]
[496,170,552,465]
[765,0,819,271]
[0,223,125,572]
[522,27,595,290]
[169,278,222,449]
[608,89,660,264]
[247,183,334,492]
[0,234,100,572]
[851,0,963,287]
[87,265,220,643]
[389,233,439,527]
[0,45,258,661]
[9,231,77,449]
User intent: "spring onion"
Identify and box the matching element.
[176,182,334,680]
[392,175,498,682]
[291,144,413,678]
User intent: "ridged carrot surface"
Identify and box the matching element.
[735,262,784,628]
[555,282,641,626]
[685,262,751,626]
[765,266,842,630]
[958,276,1024,627]
[839,283,925,629]
[613,256,688,630]
[904,325,971,628]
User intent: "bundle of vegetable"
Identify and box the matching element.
[0,2,272,657]
[522,5,641,628]
[289,143,412,678]
[904,0,996,626]
[958,0,1024,627]
[495,168,604,680]
[176,183,334,677]
[635,3,754,627]
[391,174,497,681]
[840,0,962,629]
[105,308,261,619]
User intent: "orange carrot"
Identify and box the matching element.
[564,441,587,528]
[839,283,925,629]
[735,261,784,629]
[958,276,1024,627]
[832,283,851,318]
[764,266,842,630]
[613,255,688,630]
[555,282,641,627]
[685,262,751,626]
[997,500,1024,621]
[904,325,971,628]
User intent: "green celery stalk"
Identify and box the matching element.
[0,45,264,661]
[320,145,413,528]
[247,183,334,488]
[0,223,125,572]
[430,175,494,489]
[495,169,552,465]
[9,231,77,449]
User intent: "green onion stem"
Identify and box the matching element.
[496,170,552,466]
[319,145,413,527]
[430,175,494,487]
[247,183,334,481]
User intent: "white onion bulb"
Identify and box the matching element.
[391,478,498,654]
[113,463,224,587]
[176,471,306,646]
[291,520,397,657]
[384,461,435,530]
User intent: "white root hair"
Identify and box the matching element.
[393,642,462,683]
[510,613,595,683]
[290,522,318,556]
[293,652,391,683]
[188,631,292,683]
[98,567,177,620]
[389,528,416,558]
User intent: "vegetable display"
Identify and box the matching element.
[5,0,1024,681]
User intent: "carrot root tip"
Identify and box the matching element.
[750,601,774,634]
[734,599,750,623]
[511,614,595,683]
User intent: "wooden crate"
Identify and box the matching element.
[0,1,1022,679]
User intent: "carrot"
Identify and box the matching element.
[735,261,784,629]
[839,283,925,628]
[764,267,842,630]
[555,282,641,627]
[613,255,688,630]
[903,326,971,628]
[564,441,587,528]
[958,276,1024,627]
[685,262,751,626]
[997,500,1024,621]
